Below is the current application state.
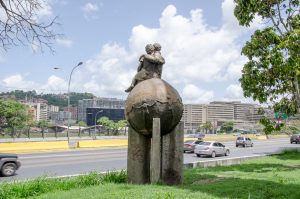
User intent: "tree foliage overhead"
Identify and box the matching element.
[0,0,59,51]
[234,0,300,133]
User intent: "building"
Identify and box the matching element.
[63,106,78,121]
[24,102,48,121]
[181,101,264,133]
[48,105,59,121]
[182,104,206,132]
[78,98,125,122]
[86,107,125,126]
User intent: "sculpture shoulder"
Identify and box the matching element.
[143,53,165,64]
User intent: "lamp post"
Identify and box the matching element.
[67,62,83,142]
[94,110,103,139]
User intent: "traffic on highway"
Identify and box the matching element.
[1,137,300,182]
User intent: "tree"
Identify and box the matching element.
[78,121,87,127]
[115,120,128,135]
[0,0,58,51]
[37,120,49,138]
[220,121,234,133]
[234,0,300,134]
[0,99,28,136]
[199,122,213,133]
[98,117,112,135]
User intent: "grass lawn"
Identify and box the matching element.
[1,150,300,199]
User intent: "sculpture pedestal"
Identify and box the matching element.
[127,119,184,185]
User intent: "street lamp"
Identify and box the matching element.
[67,62,83,142]
[94,110,103,139]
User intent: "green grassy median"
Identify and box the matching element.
[1,150,300,199]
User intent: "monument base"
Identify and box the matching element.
[127,119,184,185]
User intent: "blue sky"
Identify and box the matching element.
[0,0,262,104]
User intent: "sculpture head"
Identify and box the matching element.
[145,44,154,54]
[153,43,162,51]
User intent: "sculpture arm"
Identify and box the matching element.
[137,61,143,72]
[143,54,165,64]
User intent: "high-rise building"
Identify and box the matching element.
[24,102,48,121]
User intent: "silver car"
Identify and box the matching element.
[194,141,230,158]
[236,136,253,147]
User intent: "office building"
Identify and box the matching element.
[86,107,125,126]
[78,98,125,122]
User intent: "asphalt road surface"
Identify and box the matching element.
[1,138,299,182]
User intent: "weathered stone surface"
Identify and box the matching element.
[162,122,184,185]
[150,118,161,183]
[127,126,151,184]
[125,78,183,137]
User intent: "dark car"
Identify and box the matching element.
[236,136,253,147]
[0,153,21,177]
[290,134,300,144]
[183,140,203,153]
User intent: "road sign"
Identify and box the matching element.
[274,112,288,119]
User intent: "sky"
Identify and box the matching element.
[0,0,263,104]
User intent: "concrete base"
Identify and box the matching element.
[127,126,150,184]
[150,118,161,183]
[162,122,184,185]
[127,121,184,185]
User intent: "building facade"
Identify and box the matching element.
[182,101,264,133]
[86,107,125,126]
[78,98,125,122]
[24,102,48,121]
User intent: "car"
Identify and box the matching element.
[0,153,21,177]
[194,141,230,158]
[290,134,300,144]
[236,136,253,147]
[183,140,203,153]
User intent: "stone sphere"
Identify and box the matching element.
[125,78,183,137]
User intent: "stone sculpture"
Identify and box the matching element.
[125,43,183,185]
[125,43,165,92]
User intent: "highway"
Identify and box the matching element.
[1,138,300,182]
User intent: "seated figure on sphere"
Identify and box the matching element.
[125,43,165,93]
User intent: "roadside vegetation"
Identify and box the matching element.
[1,150,299,199]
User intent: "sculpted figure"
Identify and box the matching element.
[125,43,165,92]
[152,43,164,78]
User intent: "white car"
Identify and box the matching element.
[194,141,230,158]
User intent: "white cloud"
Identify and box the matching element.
[56,38,73,48]
[82,2,99,13]
[1,1,260,103]
[1,74,39,90]
[37,0,53,18]
[41,75,67,93]
[225,84,243,99]
[182,84,214,104]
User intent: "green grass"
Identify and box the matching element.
[1,150,300,199]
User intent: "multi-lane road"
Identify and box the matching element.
[1,138,300,182]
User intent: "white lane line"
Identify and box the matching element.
[20,150,127,160]
[21,156,127,169]
[21,153,126,165]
